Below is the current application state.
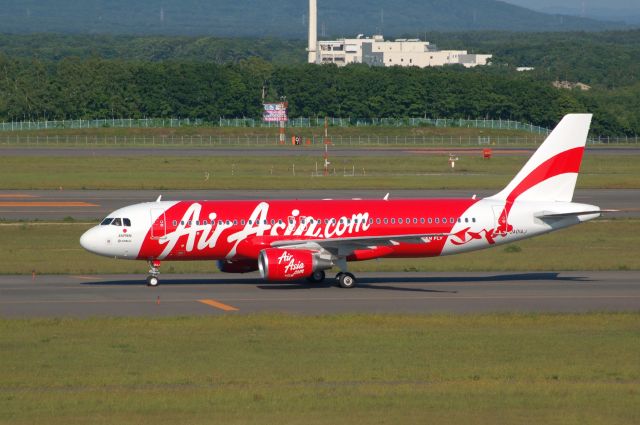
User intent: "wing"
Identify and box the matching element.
[271,233,450,256]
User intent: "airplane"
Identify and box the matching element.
[80,114,603,288]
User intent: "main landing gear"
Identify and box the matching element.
[306,270,326,283]
[306,269,357,288]
[147,260,161,287]
[334,257,357,288]
[335,272,357,288]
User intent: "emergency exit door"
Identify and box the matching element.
[150,209,166,239]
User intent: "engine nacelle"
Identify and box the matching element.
[217,259,259,274]
[258,248,332,281]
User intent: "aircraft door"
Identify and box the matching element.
[492,202,512,235]
[492,205,504,230]
[150,209,167,239]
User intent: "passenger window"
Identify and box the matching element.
[369,218,373,224]
[391,218,396,224]
[450,218,454,224]
[101,218,113,225]
[465,218,469,223]
[195,221,200,226]
[376,218,381,224]
[172,220,177,226]
[233,220,238,225]
[398,218,403,224]
[406,218,410,223]
[218,220,223,226]
[420,218,425,224]
[428,218,433,224]
[112,218,122,226]
[384,218,388,224]
[227,220,232,225]
[435,218,439,224]
[472,218,476,223]
[248,220,252,225]
[413,218,418,224]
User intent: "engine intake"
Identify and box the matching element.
[258,248,332,281]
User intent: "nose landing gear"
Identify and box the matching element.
[147,260,161,287]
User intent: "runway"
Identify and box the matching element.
[0,189,637,220]
[1,271,638,317]
[0,146,637,157]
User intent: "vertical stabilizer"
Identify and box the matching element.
[488,114,592,203]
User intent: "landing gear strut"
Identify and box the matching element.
[147,260,161,287]
[334,258,357,288]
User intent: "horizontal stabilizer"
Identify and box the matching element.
[534,209,616,219]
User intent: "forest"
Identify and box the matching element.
[0,56,633,136]
[0,31,638,136]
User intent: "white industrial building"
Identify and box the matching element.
[307,1,492,68]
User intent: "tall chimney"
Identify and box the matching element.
[308,0,317,63]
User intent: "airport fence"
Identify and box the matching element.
[0,117,551,134]
[0,134,637,147]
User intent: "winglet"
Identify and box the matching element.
[155,195,162,202]
[383,193,390,201]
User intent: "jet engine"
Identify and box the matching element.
[217,259,259,274]
[258,248,332,281]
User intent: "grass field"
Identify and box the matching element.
[0,219,637,275]
[1,154,638,190]
[0,125,537,139]
[1,313,638,424]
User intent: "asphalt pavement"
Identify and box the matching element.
[1,271,638,317]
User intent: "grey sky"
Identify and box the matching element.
[504,0,638,11]
[503,0,640,22]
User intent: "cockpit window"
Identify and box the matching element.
[100,218,113,225]
[123,218,131,227]
[112,218,122,226]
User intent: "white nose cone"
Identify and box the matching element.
[80,227,102,255]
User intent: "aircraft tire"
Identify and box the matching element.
[338,272,356,288]
[306,270,326,283]
[147,275,159,287]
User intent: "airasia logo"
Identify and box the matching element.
[277,250,306,278]
[156,202,371,260]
